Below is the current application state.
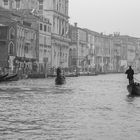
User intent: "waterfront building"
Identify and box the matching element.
[39,0,70,69]
[121,35,140,72]
[84,29,99,73]
[0,23,15,73]
[78,28,88,72]
[94,33,112,73]
[1,0,70,71]
[112,34,126,72]
[111,34,140,73]
[16,22,38,75]
[13,9,52,75]
[38,16,51,74]
[68,23,88,73]
[68,23,78,72]
[68,23,77,72]
[0,7,38,75]
[0,7,19,73]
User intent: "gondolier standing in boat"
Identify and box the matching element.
[55,67,66,85]
[125,66,134,85]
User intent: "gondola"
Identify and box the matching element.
[0,73,8,80]
[0,74,18,82]
[55,75,66,85]
[127,82,140,96]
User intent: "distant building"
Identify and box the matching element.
[68,23,88,72]
[84,29,99,73]
[0,24,13,71]
[39,0,70,69]
[38,16,51,74]
[113,35,140,72]
[13,9,52,75]
[0,7,38,75]
[1,0,71,71]
[0,0,39,11]
[94,33,112,73]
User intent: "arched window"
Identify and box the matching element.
[9,27,15,40]
[8,42,14,55]
[73,48,77,57]
[69,48,72,56]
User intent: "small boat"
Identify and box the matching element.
[55,75,66,85]
[0,73,8,80]
[127,83,140,96]
[4,74,18,81]
[0,74,18,82]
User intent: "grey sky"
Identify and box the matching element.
[69,0,140,37]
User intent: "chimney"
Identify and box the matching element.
[74,22,77,27]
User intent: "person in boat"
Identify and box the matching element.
[56,67,65,79]
[56,67,61,77]
[125,66,134,85]
[55,67,65,84]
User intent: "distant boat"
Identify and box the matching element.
[0,73,8,79]
[127,83,140,97]
[0,74,18,82]
[55,75,66,85]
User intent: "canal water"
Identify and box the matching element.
[0,74,140,140]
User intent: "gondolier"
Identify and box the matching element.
[125,66,134,85]
[55,67,66,85]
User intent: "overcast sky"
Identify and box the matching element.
[69,0,140,37]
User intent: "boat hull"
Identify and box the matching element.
[127,83,140,96]
[0,74,18,82]
[55,76,66,85]
[0,74,8,80]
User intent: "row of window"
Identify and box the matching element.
[17,26,36,40]
[39,49,51,55]
[40,23,51,33]
[3,0,38,10]
[53,0,68,15]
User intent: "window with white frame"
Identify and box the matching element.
[40,23,43,30]
[9,27,15,40]
[8,42,14,55]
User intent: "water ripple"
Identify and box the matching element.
[0,74,140,139]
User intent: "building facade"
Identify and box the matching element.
[68,23,89,73]
[0,0,39,11]
[94,34,112,73]
[0,7,38,75]
[113,35,140,73]
[39,0,70,69]
[84,29,100,73]
[38,17,51,74]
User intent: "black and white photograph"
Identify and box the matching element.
[0,0,140,139]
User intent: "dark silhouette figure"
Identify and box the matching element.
[55,67,66,85]
[56,67,61,76]
[125,66,134,85]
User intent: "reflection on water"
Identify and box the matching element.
[0,74,140,139]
